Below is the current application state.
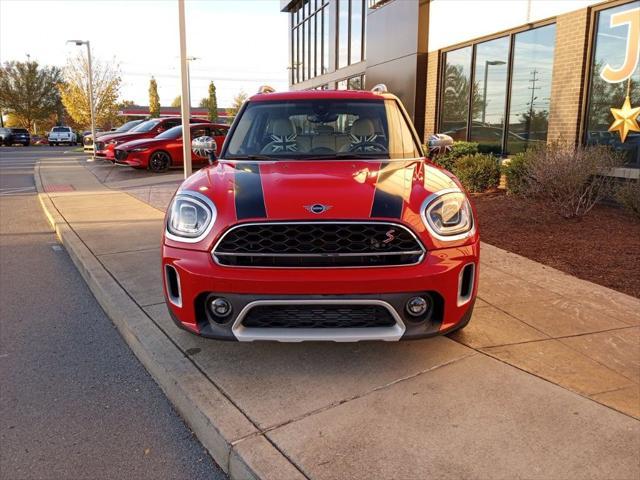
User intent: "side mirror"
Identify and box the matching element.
[426,133,454,157]
[192,136,217,165]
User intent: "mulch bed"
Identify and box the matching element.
[472,192,640,298]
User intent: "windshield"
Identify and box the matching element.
[224,99,421,160]
[115,120,143,133]
[12,128,28,134]
[130,119,161,133]
[155,125,183,140]
[52,127,70,132]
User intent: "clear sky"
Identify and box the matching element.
[0,0,289,107]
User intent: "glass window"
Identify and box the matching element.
[348,76,363,90]
[586,1,640,167]
[156,125,182,140]
[351,0,363,64]
[131,120,161,133]
[338,0,350,68]
[225,100,397,159]
[440,47,473,141]
[309,14,315,79]
[292,27,297,84]
[507,24,556,153]
[322,7,329,74]
[301,22,306,81]
[296,27,301,83]
[337,79,348,90]
[470,36,509,153]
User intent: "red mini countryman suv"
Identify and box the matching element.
[114,123,228,172]
[95,117,209,159]
[161,87,479,342]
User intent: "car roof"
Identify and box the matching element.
[249,89,394,102]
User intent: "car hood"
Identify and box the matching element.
[98,131,147,143]
[170,158,466,251]
[118,137,165,150]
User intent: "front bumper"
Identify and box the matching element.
[162,241,479,342]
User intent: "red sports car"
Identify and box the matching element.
[95,117,209,159]
[114,123,228,172]
[162,88,479,342]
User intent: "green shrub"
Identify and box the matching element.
[502,152,530,195]
[616,179,640,220]
[452,154,501,193]
[431,141,479,171]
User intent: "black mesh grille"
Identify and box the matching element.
[214,222,424,267]
[114,149,128,161]
[241,304,396,328]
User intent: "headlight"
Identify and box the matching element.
[166,192,216,242]
[130,147,148,152]
[422,189,474,240]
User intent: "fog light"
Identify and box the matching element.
[209,297,232,318]
[406,296,429,317]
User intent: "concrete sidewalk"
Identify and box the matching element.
[37,156,640,479]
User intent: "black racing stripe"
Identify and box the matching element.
[370,161,404,219]
[234,163,267,220]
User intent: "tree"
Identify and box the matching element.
[171,95,182,108]
[149,77,160,117]
[227,90,248,119]
[0,60,63,132]
[198,81,218,122]
[59,52,121,129]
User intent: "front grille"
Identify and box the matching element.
[95,141,105,151]
[241,304,396,328]
[114,149,128,161]
[213,222,425,267]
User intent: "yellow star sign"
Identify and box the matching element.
[609,95,640,143]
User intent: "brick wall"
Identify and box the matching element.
[546,8,590,145]
[424,51,440,138]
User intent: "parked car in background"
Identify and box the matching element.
[95,117,209,160]
[0,127,30,146]
[84,120,143,152]
[161,88,479,342]
[114,123,229,172]
[48,126,77,146]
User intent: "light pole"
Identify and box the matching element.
[67,40,96,161]
[178,0,192,178]
[481,60,506,125]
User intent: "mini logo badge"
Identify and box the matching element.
[304,204,332,214]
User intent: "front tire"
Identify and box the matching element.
[148,151,171,173]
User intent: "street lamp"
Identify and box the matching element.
[67,40,96,161]
[481,60,506,125]
[178,0,192,178]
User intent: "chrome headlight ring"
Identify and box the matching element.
[165,190,217,243]
[420,188,475,242]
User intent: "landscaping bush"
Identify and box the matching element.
[431,141,479,171]
[452,153,501,193]
[616,179,640,220]
[502,152,530,195]
[521,143,625,218]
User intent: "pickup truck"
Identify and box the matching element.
[48,126,78,146]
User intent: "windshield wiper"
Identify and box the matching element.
[304,152,389,160]
[225,154,276,161]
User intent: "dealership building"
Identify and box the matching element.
[280,0,639,171]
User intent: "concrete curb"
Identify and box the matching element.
[34,162,307,480]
